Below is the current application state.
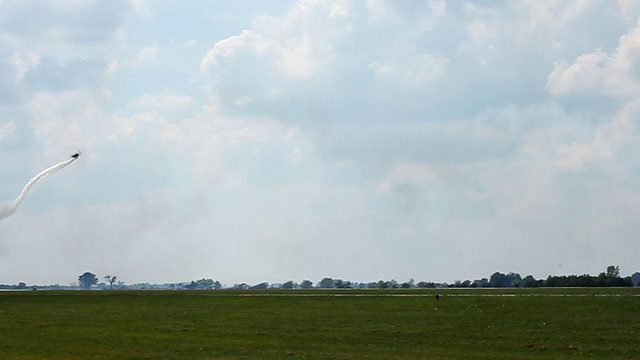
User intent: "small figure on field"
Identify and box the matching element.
[435,293,439,300]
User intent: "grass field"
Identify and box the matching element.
[1,288,639,359]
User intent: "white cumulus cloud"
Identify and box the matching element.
[547,20,640,97]
[127,93,195,110]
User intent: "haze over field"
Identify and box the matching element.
[1,1,640,285]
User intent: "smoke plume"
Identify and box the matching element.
[1,156,78,221]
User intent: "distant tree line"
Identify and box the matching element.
[449,266,637,288]
[2,266,639,290]
[225,266,640,290]
[218,266,639,290]
[183,278,222,290]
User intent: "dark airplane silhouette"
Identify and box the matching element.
[70,151,81,159]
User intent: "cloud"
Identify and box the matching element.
[201,29,325,81]
[130,0,151,19]
[3,1,640,286]
[556,131,611,170]
[555,98,640,171]
[233,95,252,107]
[0,0,127,110]
[369,53,449,85]
[132,45,157,67]
[201,0,356,84]
[546,19,640,97]
[0,0,129,50]
[127,93,195,110]
[202,0,629,128]
[377,163,439,193]
[0,119,16,141]
[9,51,39,85]
[22,56,107,91]
[191,0,640,282]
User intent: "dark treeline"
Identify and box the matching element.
[456,265,639,288]
[2,265,640,290]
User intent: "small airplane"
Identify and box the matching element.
[70,150,81,159]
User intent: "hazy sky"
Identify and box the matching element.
[1,1,640,286]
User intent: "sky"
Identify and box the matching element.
[1,0,640,286]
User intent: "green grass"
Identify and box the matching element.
[0,288,639,359]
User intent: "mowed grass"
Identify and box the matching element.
[0,288,639,359]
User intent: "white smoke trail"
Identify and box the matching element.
[0,156,78,221]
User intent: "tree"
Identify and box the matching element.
[520,275,538,287]
[281,280,296,289]
[317,278,335,288]
[489,272,521,287]
[416,281,436,288]
[489,272,506,287]
[184,278,219,289]
[300,280,314,289]
[250,282,269,290]
[401,279,416,288]
[104,275,117,289]
[471,278,489,288]
[334,279,352,288]
[78,272,98,289]
[606,265,620,278]
[196,278,214,289]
